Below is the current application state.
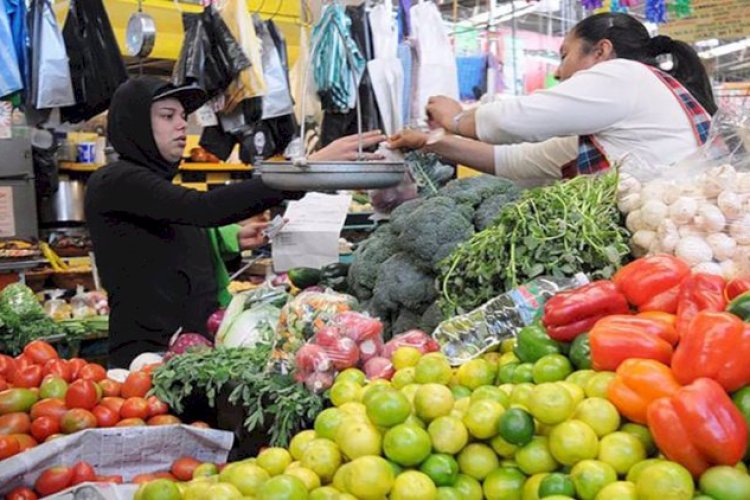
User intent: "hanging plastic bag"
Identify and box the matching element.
[28,0,75,109]
[215,0,266,113]
[60,0,126,123]
[43,289,71,321]
[0,6,22,98]
[256,19,294,120]
[172,7,250,99]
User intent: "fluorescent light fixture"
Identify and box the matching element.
[465,1,538,26]
[699,38,750,58]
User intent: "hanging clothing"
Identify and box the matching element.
[257,18,294,120]
[3,0,25,90]
[397,41,413,126]
[476,59,712,172]
[0,5,21,98]
[367,0,404,135]
[456,55,488,101]
[410,0,459,124]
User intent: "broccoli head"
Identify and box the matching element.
[439,175,519,210]
[372,252,438,312]
[392,308,423,336]
[473,190,521,231]
[388,197,425,235]
[347,226,400,299]
[419,301,445,333]
[394,196,474,268]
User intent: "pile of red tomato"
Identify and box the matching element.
[0,340,204,463]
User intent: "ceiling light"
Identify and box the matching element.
[699,39,750,58]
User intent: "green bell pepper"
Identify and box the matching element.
[569,333,592,370]
[727,292,750,321]
[514,323,562,363]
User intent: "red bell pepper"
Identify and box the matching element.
[647,378,748,477]
[589,315,677,371]
[675,273,727,336]
[725,277,750,302]
[542,281,629,341]
[671,311,750,391]
[613,255,690,313]
[607,359,681,424]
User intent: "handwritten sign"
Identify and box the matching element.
[0,187,15,237]
[661,0,750,42]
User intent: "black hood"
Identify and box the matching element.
[107,77,194,179]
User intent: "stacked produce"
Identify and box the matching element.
[0,340,192,463]
[348,176,520,335]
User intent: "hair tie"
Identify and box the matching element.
[648,35,672,56]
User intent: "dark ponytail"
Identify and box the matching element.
[573,13,717,115]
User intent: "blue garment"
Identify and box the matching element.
[0,5,21,98]
[456,55,488,101]
[397,0,411,41]
[4,0,26,85]
[397,41,412,126]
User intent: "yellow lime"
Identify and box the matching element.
[594,481,637,500]
[336,368,366,385]
[141,479,181,500]
[335,420,381,459]
[482,467,525,500]
[428,416,469,455]
[257,475,308,500]
[528,383,575,425]
[289,430,318,461]
[457,359,496,390]
[565,369,596,388]
[514,436,559,475]
[490,434,519,458]
[393,346,423,370]
[284,467,320,491]
[510,383,535,408]
[309,486,341,500]
[522,473,550,500]
[499,352,520,366]
[471,385,510,408]
[501,339,516,354]
[257,448,293,476]
[597,432,646,476]
[457,443,500,481]
[401,383,420,405]
[574,398,620,438]
[415,353,453,385]
[415,383,455,422]
[549,420,599,466]
[219,463,269,496]
[391,471,438,500]
[454,474,483,500]
[463,399,505,439]
[392,367,416,389]
[314,408,345,441]
[583,372,616,399]
[330,381,361,407]
[344,455,395,500]
[365,388,411,427]
[557,381,585,407]
[300,438,342,483]
[570,460,617,500]
[332,462,351,492]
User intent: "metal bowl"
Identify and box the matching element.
[259,161,406,191]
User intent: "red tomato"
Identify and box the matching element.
[12,365,43,388]
[147,415,181,426]
[171,457,201,481]
[99,379,121,398]
[121,371,152,399]
[190,421,210,429]
[13,433,37,451]
[151,472,177,481]
[67,358,87,380]
[92,405,119,428]
[95,475,123,484]
[23,341,59,366]
[30,416,60,442]
[6,487,38,500]
[43,359,72,382]
[14,354,33,369]
[30,398,67,421]
[115,417,145,427]
[131,473,156,484]
[141,363,162,375]
[0,434,20,459]
[0,412,31,435]
[100,397,125,415]
[120,397,149,420]
[0,375,7,391]
[65,379,98,410]
[34,467,73,496]
[71,461,97,485]
[77,364,106,382]
[0,354,14,378]
[60,409,97,434]
[146,395,168,417]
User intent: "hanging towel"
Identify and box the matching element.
[0,6,21,98]
[3,0,26,88]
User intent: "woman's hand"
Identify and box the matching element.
[309,130,387,161]
[387,129,429,150]
[237,222,269,250]
[426,96,462,131]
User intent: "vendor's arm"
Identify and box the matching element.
[388,130,577,182]
[308,130,387,161]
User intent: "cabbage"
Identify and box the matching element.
[219,304,280,348]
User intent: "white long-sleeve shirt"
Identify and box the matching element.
[481,59,708,184]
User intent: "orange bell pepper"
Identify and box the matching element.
[607,359,681,424]
[589,315,677,371]
[613,255,690,313]
[671,311,750,392]
[647,378,748,477]
[675,273,726,336]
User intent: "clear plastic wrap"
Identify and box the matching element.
[70,285,96,319]
[619,106,750,279]
[381,329,440,360]
[43,289,71,321]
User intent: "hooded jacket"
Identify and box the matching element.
[85,77,288,367]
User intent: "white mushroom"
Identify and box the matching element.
[678,224,707,239]
[720,260,737,280]
[618,173,642,197]
[694,204,726,232]
[625,210,645,233]
[730,214,750,245]
[617,192,641,214]
[706,233,737,261]
[669,197,699,225]
[641,180,669,204]
[703,164,737,197]
[675,236,713,265]
[718,190,743,219]
[692,261,724,276]
[632,230,657,253]
[640,200,669,230]
[737,172,750,194]
[657,220,680,253]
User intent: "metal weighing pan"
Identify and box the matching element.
[258,161,405,191]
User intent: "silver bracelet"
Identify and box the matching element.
[452,111,466,135]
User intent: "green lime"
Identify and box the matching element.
[619,423,657,457]
[699,465,750,500]
[420,454,460,487]
[497,363,519,385]
[539,472,576,497]
[511,363,535,384]
[532,354,573,383]
[635,461,694,500]
[451,385,472,400]
[514,436,559,475]
[498,407,535,446]
[570,460,617,500]
[482,467,525,500]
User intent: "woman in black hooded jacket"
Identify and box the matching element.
[87,77,386,368]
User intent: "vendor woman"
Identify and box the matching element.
[389,12,717,186]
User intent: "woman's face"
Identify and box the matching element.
[554,33,614,81]
[151,97,187,163]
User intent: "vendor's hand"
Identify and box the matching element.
[309,130,388,161]
[426,96,462,131]
[387,129,428,150]
[238,222,269,250]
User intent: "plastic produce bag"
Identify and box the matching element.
[70,285,96,319]
[28,0,74,109]
[619,106,750,279]
[43,289,71,321]
[257,19,294,120]
[172,7,250,99]
[382,329,440,359]
[60,0,126,123]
